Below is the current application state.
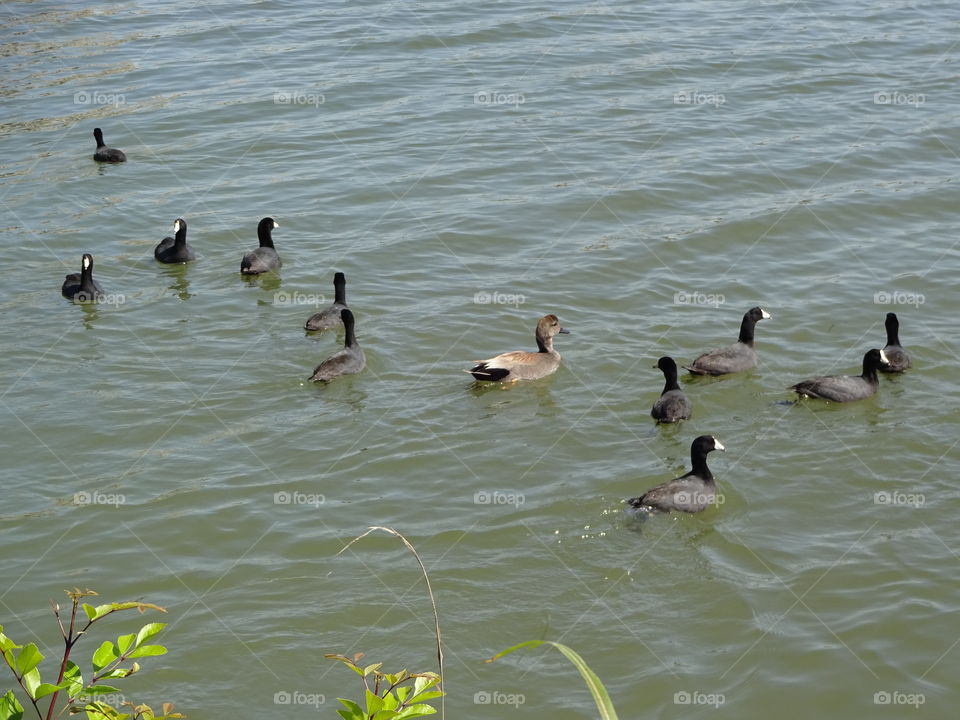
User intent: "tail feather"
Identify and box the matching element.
[468,362,510,382]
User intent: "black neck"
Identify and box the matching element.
[175,225,187,247]
[661,365,681,394]
[80,263,96,293]
[885,320,901,347]
[738,314,757,346]
[690,450,714,481]
[334,283,346,305]
[861,361,880,385]
[344,324,357,348]
[258,226,275,249]
[535,336,550,353]
[94,130,105,148]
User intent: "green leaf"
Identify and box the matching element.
[33,683,63,700]
[134,624,165,648]
[0,632,20,673]
[126,645,166,659]
[396,686,411,703]
[0,690,24,720]
[84,602,166,623]
[116,634,136,655]
[408,691,443,703]
[394,704,437,718]
[92,641,119,672]
[15,644,42,677]
[0,629,19,655]
[62,660,83,697]
[336,698,364,720]
[362,663,382,677]
[22,668,40,699]
[411,674,439,696]
[371,711,399,720]
[381,691,399,710]
[80,685,121,695]
[487,640,618,720]
[364,689,384,714]
[82,700,125,720]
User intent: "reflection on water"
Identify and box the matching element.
[244,271,282,294]
[159,263,192,300]
[78,299,99,329]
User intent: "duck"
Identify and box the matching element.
[61,253,104,302]
[879,312,911,372]
[467,314,569,382]
[651,356,692,423]
[92,128,126,162]
[154,218,196,263]
[308,309,366,382]
[305,272,348,331]
[789,348,888,402]
[240,217,280,275]
[626,435,726,514]
[685,306,771,375]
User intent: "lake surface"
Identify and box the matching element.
[1,1,957,717]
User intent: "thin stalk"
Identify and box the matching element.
[45,599,80,720]
[337,526,445,720]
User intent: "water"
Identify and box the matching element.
[1,1,957,717]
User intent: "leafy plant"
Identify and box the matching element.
[325,653,443,719]
[0,588,181,720]
[331,527,446,719]
[487,640,618,720]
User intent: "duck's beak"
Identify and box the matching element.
[760,309,771,319]
[558,327,570,334]
[713,439,726,451]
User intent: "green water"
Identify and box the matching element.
[1,1,957,717]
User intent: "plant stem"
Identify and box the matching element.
[44,598,79,720]
[10,668,45,719]
[337,526,445,719]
